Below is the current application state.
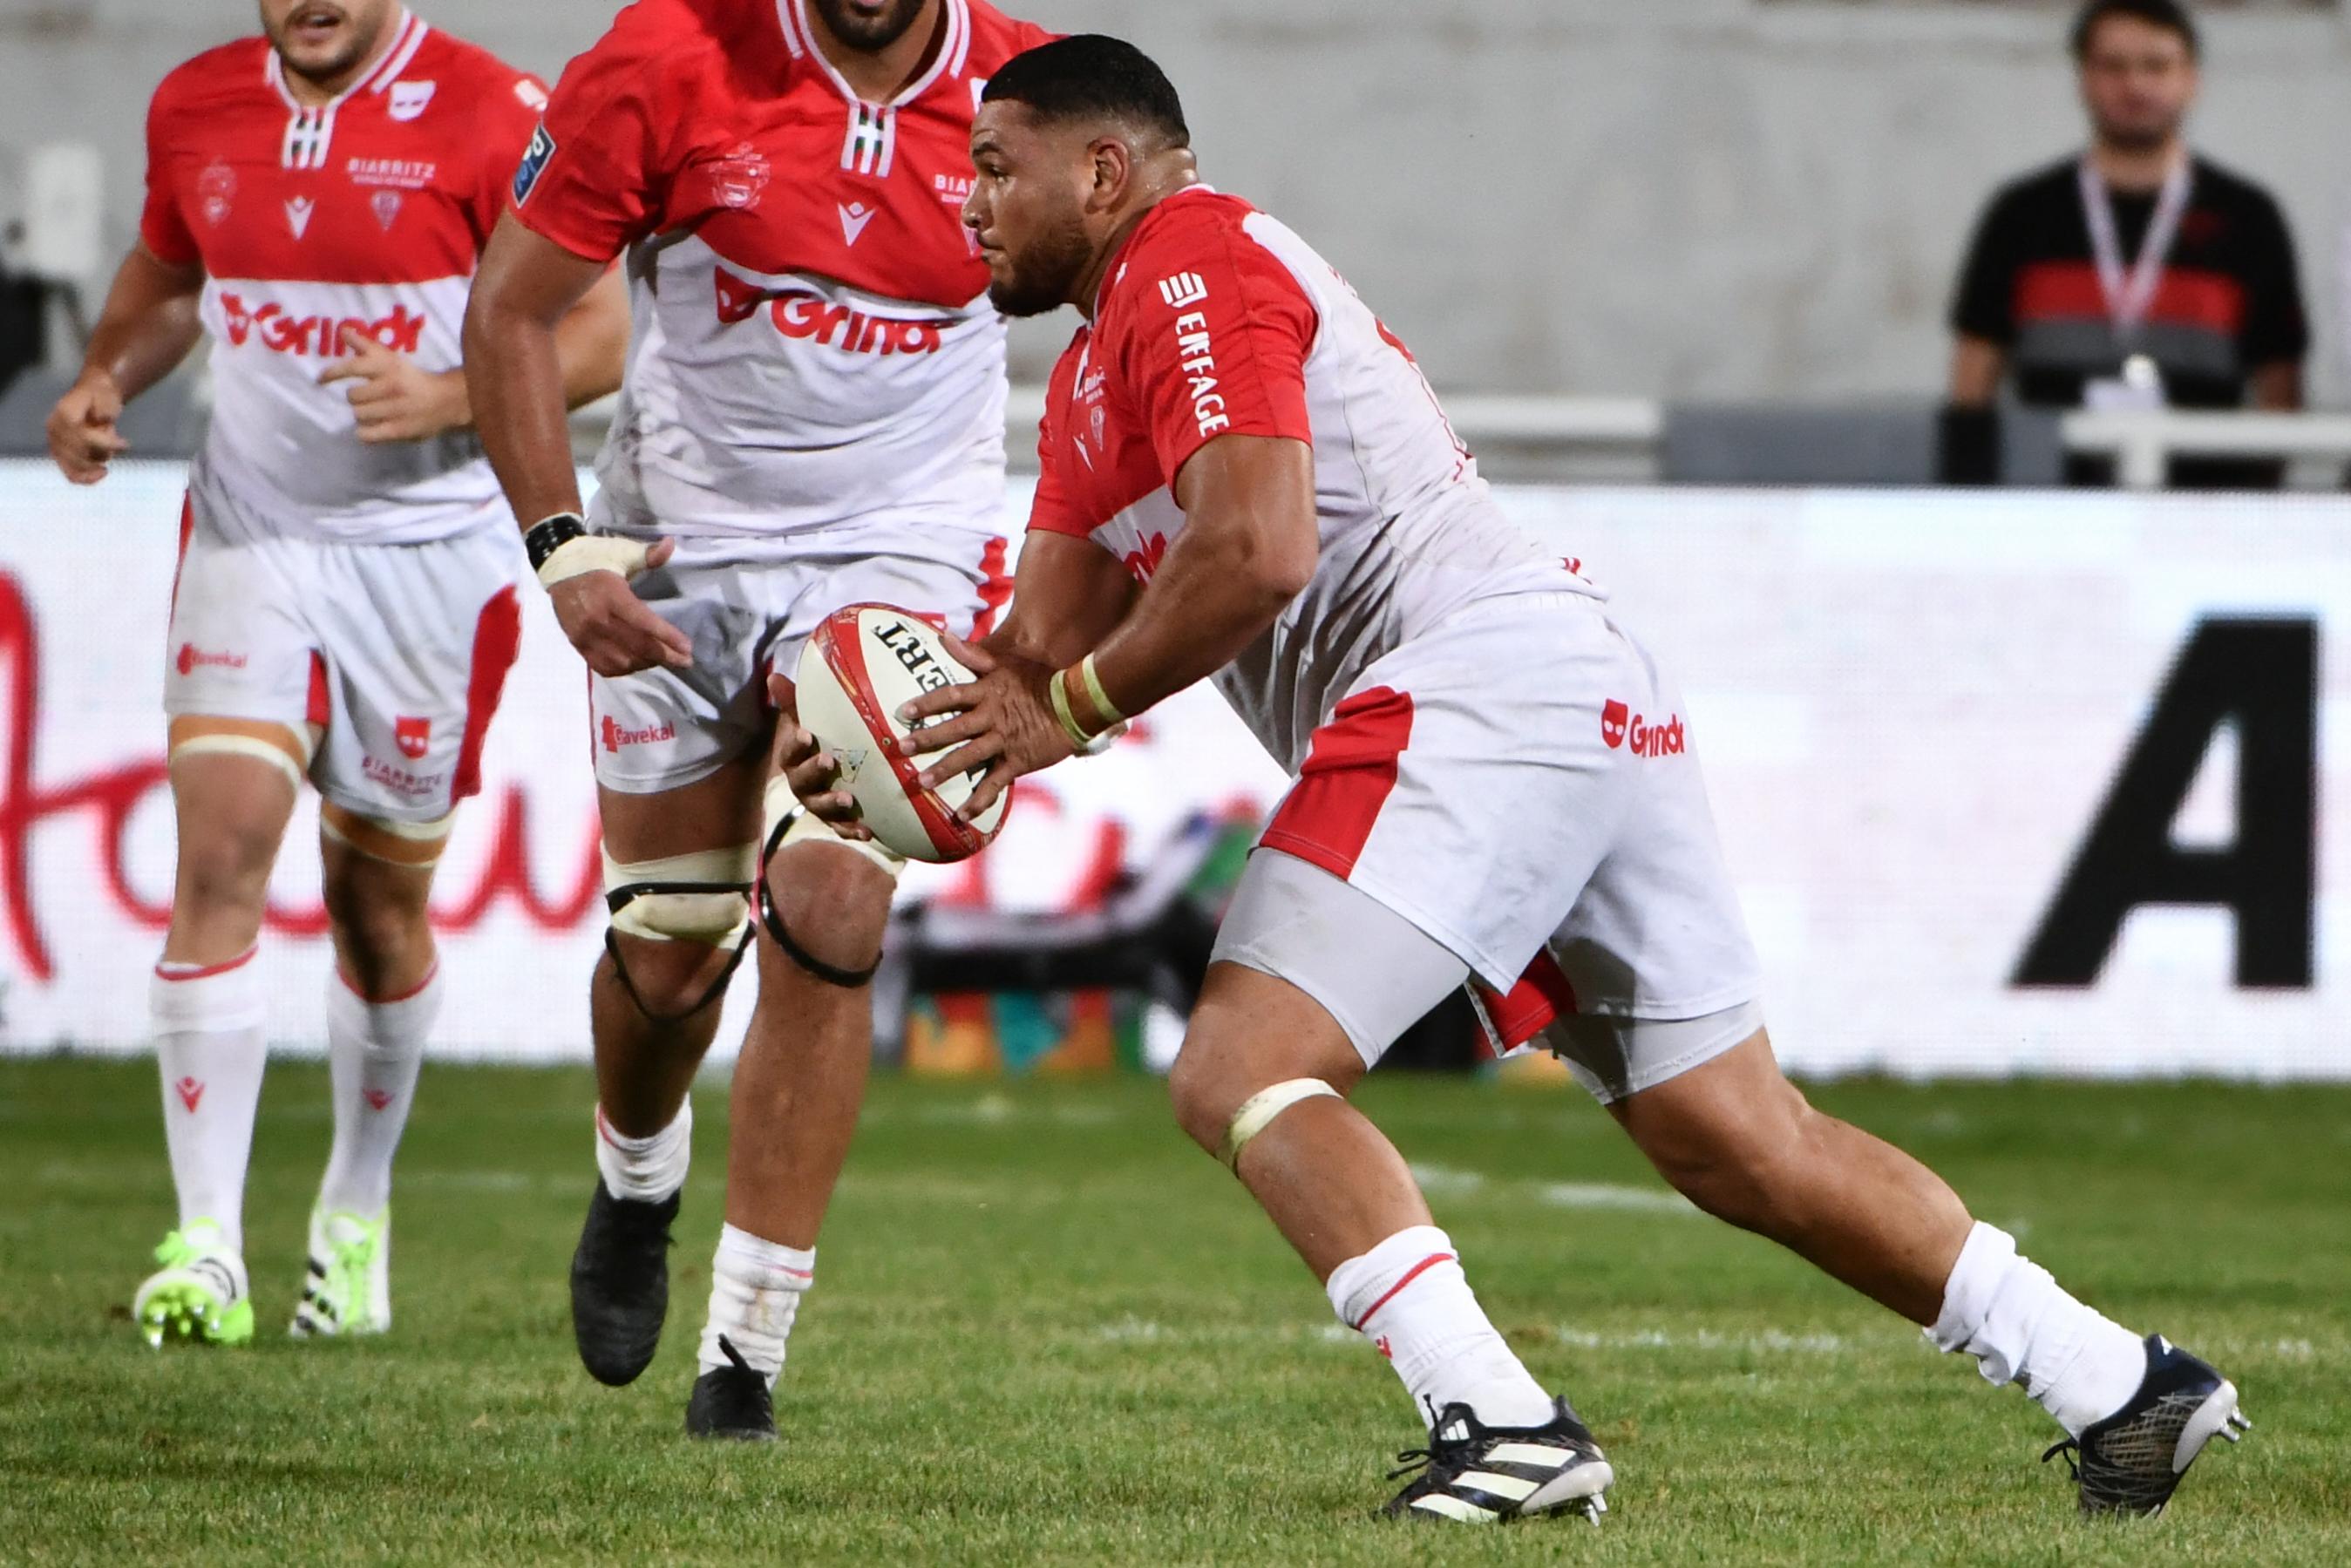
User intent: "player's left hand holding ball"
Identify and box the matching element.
[897,632,1074,824]
[320,325,468,444]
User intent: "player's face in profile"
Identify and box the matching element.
[257,0,397,85]
[965,105,1097,319]
[809,0,931,54]
[2078,17,2198,153]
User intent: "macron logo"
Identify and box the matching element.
[839,201,876,247]
[284,196,315,239]
[1159,271,1209,309]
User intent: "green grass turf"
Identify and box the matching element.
[2,1057,2347,1565]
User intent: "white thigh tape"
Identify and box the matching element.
[321,808,455,844]
[763,774,904,879]
[1220,1078,1342,1171]
[602,843,759,946]
[169,734,306,791]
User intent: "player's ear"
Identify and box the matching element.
[1084,135,1132,213]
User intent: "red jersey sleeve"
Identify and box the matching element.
[468,68,551,250]
[507,6,689,261]
[137,79,199,268]
[1027,430,1093,538]
[1110,208,1317,486]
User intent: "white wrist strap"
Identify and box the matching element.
[536,533,653,590]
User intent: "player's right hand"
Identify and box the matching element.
[45,371,130,485]
[769,695,874,842]
[548,538,695,677]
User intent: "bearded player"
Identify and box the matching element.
[463,0,1052,1438]
[45,1,629,1347]
[796,35,2249,1521]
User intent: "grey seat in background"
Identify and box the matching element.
[1662,402,2062,487]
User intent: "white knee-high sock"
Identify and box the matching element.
[699,1223,815,1385]
[153,950,269,1255]
[1931,1221,2150,1436]
[1327,1225,1556,1430]
[316,965,441,1218]
[595,1100,692,1204]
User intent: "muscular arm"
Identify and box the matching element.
[984,532,1138,671]
[84,243,206,397]
[2248,360,2303,412]
[463,212,616,526]
[45,243,205,482]
[1948,335,2006,407]
[1074,434,1318,728]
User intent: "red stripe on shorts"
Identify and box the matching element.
[972,536,1011,640]
[306,652,331,730]
[1349,1251,1457,1331]
[169,494,194,615]
[452,586,522,803]
[1473,950,1580,1052]
[1257,687,1414,880]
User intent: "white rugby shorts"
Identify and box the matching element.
[1218,589,1763,1096]
[587,532,1009,795]
[164,492,524,824]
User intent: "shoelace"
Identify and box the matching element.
[2041,1437,2082,1480]
[1387,1398,1476,1482]
[716,1334,758,1381]
[323,1226,380,1320]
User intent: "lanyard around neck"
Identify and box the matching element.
[2077,156,2193,342]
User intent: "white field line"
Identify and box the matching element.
[1410,1163,1697,1216]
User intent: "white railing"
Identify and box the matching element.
[2060,409,2351,491]
[1001,387,1663,460]
[570,394,2351,489]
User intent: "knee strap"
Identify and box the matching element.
[756,798,885,989]
[170,732,306,791]
[601,845,758,1025]
[321,801,453,869]
[1220,1078,1342,1172]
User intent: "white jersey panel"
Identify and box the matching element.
[590,234,1009,546]
[193,274,504,545]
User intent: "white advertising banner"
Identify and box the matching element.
[1,462,2344,1078]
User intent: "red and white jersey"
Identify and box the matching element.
[1030,188,1594,769]
[513,0,1054,553]
[139,11,547,545]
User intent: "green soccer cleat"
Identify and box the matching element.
[132,1220,255,1348]
[289,1207,391,1338]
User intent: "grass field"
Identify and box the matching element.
[3,1056,2348,1565]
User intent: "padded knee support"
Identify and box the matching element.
[1220,1078,1342,1171]
[601,844,759,1024]
[756,777,896,989]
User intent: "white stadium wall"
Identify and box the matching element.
[4,0,2348,404]
[3,460,2346,1079]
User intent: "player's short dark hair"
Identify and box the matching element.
[981,35,1190,149]
[2069,0,2200,61]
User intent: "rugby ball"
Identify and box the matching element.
[792,604,1011,864]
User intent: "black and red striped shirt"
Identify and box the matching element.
[1952,155,2307,486]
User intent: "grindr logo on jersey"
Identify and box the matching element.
[513,122,556,206]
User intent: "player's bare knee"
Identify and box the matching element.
[173,826,279,920]
[762,842,894,974]
[323,882,432,999]
[600,931,739,1022]
[1641,1083,1817,1229]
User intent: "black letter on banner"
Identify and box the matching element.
[2013,617,2316,989]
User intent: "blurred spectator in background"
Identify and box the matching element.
[1943,0,2308,489]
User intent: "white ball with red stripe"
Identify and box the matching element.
[792,604,1010,865]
